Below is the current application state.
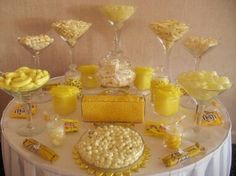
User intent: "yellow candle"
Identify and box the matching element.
[50,85,80,115]
[134,67,153,90]
[78,65,100,89]
[153,83,181,116]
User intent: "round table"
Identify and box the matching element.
[1,81,232,176]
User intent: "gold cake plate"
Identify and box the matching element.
[72,146,150,176]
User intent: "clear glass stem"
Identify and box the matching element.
[164,48,172,82]
[194,57,201,71]
[26,102,34,130]
[194,103,205,132]
[32,53,40,68]
[69,46,75,66]
[113,25,122,53]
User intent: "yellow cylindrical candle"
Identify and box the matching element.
[78,65,100,89]
[50,85,80,115]
[134,67,153,90]
[153,83,181,116]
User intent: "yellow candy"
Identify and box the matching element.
[134,67,153,90]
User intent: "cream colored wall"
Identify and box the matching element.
[0,0,236,141]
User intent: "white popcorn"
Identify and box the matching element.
[77,125,144,169]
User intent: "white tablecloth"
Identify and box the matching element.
[1,92,232,176]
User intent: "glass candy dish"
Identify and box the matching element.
[18,34,54,103]
[177,71,232,141]
[18,34,54,68]
[150,20,189,82]
[183,37,218,71]
[97,4,136,88]
[0,67,50,136]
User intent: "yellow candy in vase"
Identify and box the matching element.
[163,125,182,150]
[134,67,153,91]
[78,65,100,89]
[50,85,80,115]
[153,83,181,116]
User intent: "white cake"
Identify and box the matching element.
[77,125,144,169]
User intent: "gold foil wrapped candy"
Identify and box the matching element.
[23,138,59,162]
[162,143,205,167]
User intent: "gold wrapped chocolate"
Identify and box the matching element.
[162,143,205,167]
[145,121,167,137]
[62,119,80,132]
[11,104,37,119]
[200,111,223,126]
[23,138,59,162]
[81,94,145,123]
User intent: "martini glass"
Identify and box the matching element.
[183,37,218,71]
[52,20,92,71]
[18,34,54,103]
[177,71,232,142]
[18,34,54,68]
[150,20,189,82]
[98,4,135,88]
[181,37,218,108]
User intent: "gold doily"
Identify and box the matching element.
[72,146,150,176]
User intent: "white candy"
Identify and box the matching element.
[77,125,144,169]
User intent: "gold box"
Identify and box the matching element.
[81,94,145,123]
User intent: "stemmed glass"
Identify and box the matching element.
[0,67,50,136]
[181,37,218,108]
[150,20,189,82]
[18,34,54,69]
[52,20,92,83]
[183,37,218,71]
[18,34,54,103]
[98,4,136,88]
[177,71,232,141]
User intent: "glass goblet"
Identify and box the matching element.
[0,67,50,136]
[18,34,54,103]
[18,34,54,68]
[150,20,189,82]
[183,37,218,71]
[52,20,92,69]
[177,71,232,142]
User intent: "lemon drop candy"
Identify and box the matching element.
[50,85,80,115]
[134,67,153,90]
[78,65,100,89]
[153,83,181,116]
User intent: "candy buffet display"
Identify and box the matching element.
[1,4,233,176]
[97,5,135,88]
[50,85,80,115]
[150,19,189,81]
[81,94,145,123]
[183,37,218,71]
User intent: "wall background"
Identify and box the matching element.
[0,0,235,141]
